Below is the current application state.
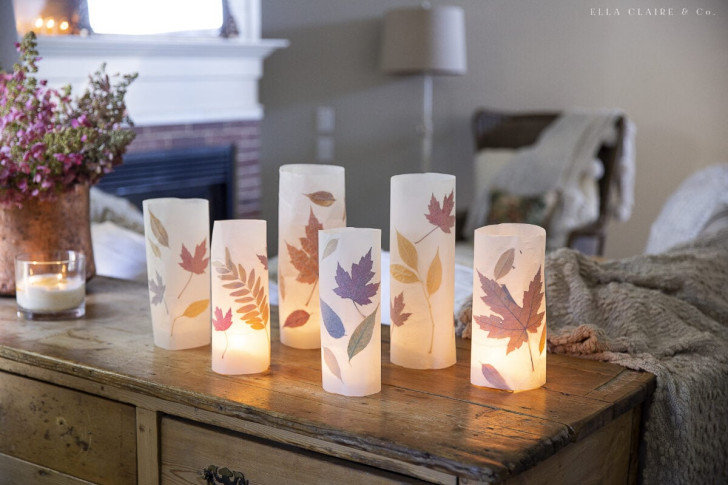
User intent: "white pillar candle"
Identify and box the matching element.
[17,274,85,312]
[211,220,270,375]
[470,223,547,391]
[143,198,211,350]
[389,173,456,369]
[278,164,346,349]
[319,227,381,397]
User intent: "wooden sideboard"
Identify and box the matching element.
[0,277,655,484]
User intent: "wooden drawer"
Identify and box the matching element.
[0,371,137,484]
[160,416,429,484]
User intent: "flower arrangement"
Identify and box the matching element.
[0,32,137,206]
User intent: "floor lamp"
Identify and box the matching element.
[381,4,466,173]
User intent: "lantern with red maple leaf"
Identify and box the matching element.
[212,306,233,358]
[390,292,412,327]
[416,190,455,243]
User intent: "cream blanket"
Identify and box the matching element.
[545,229,728,484]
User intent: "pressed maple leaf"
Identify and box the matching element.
[333,248,380,306]
[425,190,455,234]
[212,307,233,332]
[148,271,165,306]
[390,292,412,327]
[287,208,322,285]
[474,266,544,369]
[179,240,209,274]
[257,254,268,270]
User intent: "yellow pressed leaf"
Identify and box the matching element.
[390,264,419,284]
[494,248,515,280]
[539,324,547,354]
[181,299,209,318]
[426,249,442,295]
[149,210,169,247]
[148,238,161,258]
[396,230,418,270]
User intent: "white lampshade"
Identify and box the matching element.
[381,5,467,75]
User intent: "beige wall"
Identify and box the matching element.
[260,0,728,258]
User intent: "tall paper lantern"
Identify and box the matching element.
[143,198,210,350]
[470,223,547,391]
[210,220,270,375]
[389,173,456,369]
[278,164,346,349]
[319,228,381,396]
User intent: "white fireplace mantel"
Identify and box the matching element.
[35,35,288,126]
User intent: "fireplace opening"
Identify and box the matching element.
[96,144,235,223]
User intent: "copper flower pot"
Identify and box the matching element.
[0,184,96,295]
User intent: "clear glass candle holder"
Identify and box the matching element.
[15,250,86,320]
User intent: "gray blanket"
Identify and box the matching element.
[545,229,728,484]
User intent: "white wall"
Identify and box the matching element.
[259,0,728,258]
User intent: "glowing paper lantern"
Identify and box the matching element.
[143,198,210,350]
[278,164,346,349]
[319,227,381,396]
[470,223,547,391]
[211,220,270,375]
[389,173,456,369]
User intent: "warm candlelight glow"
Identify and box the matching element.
[17,274,84,312]
[34,17,43,29]
[45,18,55,29]
[470,224,547,391]
[60,21,69,31]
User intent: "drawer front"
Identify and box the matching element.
[161,417,428,484]
[0,371,137,484]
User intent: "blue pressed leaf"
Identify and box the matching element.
[321,300,346,339]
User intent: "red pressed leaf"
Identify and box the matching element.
[212,307,233,332]
[284,309,310,328]
[179,239,209,274]
[473,266,544,355]
[286,209,322,285]
[424,190,455,234]
[257,254,268,270]
[390,292,411,327]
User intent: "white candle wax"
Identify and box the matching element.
[16,274,85,312]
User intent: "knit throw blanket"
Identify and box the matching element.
[545,229,728,484]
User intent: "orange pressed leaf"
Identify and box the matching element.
[215,247,268,330]
[305,191,336,207]
[284,309,310,328]
[474,266,544,356]
[287,242,318,284]
[179,239,209,274]
[539,325,547,354]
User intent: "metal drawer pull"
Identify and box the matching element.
[203,465,249,485]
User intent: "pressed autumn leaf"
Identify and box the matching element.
[179,240,209,274]
[149,210,169,247]
[347,305,378,362]
[257,254,268,270]
[424,190,455,234]
[426,249,442,296]
[481,363,510,390]
[284,309,310,328]
[323,347,343,382]
[148,271,165,306]
[321,238,338,261]
[305,191,336,207]
[474,266,545,368]
[287,208,322,285]
[212,307,233,332]
[494,248,516,281]
[321,300,346,339]
[390,292,411,327]
[390,264,419,284]
[171,298,210,336]
[396,230,418,270]
[215,247,269,330]
[333,248,380,306]
[148,238,161,258]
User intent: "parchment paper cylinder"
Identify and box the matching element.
[278,164,346,349]
[319,227,381,396]
[143,198,210,350]
[389,173,456,369]
[211,219,270,375]
[470,223,547,391]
